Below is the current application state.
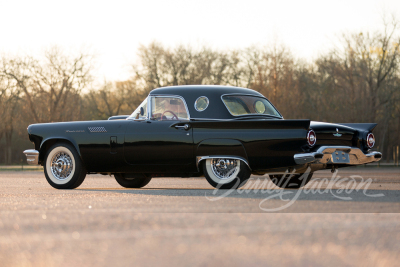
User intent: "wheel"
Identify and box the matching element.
[114,173,152,188]
[270,172,313,189]
[44,142,87,189]
[203,158,251,189]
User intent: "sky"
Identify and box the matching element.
[1,0,399,82]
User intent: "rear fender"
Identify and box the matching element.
[337,123,378,150]
[337,123,377,132]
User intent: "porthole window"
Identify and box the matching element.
[254,100,266,114]
[194,96,209,112]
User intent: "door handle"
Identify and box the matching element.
[174,124,190,130]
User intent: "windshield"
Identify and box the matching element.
[222,95,281,117]
[128,97,148,120]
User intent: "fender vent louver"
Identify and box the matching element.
[88,127,107,133]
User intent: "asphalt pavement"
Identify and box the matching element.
[0,167,399,266]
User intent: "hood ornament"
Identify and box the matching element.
[333,128,342,137]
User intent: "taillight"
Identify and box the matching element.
[366,133,375,148]
[307,129,316,147]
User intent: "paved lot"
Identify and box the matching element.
[0,167,399,266]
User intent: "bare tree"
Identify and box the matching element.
[3,47,94,123]
[0,61,21,164]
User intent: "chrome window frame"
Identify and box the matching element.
[220,93,283,119]
[149,94,191,120]
[194,96,209,112]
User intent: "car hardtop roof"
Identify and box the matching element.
[149,85,264,97]
[148,85,276,120]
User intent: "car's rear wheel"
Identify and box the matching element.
[270,172,313,189]
[203,158,251,189]
[114,173,152,188]
[44,142,87,189]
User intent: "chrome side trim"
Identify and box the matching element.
[196,155,251,171]
[190,117,279,121]
[23,149,39,165]
[294,146,382,165]
[190,118,232,121]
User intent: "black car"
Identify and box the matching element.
[23,85,382,189]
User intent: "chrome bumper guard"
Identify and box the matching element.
[23,149,40,165]
[294,146,382,165]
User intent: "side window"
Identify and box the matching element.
[195,96,209,111]
[223,96,250,115]
[151,96,189,121]
[222,95,281,117]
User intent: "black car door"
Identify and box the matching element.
[123,95,194,172]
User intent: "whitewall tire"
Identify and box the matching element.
[203,158,251,189]
[44,143,86,189]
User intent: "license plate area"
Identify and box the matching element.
[331,151,350,163]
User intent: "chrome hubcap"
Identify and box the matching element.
[211,158,239,180]
[51,152,73,180]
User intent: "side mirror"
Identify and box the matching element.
[140,107,144,116]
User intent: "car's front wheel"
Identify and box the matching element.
[203,158,251,189]
[114,173,152,188]
[44,142,87,189]
[270,172,313,189]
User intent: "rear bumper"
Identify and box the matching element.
[23,149,39,165]
[294,146,382,165]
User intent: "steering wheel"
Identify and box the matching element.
[161,110,178,121]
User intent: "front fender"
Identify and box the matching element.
[39,137,82,164]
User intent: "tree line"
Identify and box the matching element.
[1,19,399,164]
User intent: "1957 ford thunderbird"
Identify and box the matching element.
[23,85,382,189]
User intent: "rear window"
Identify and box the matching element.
[222,95,281,117]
